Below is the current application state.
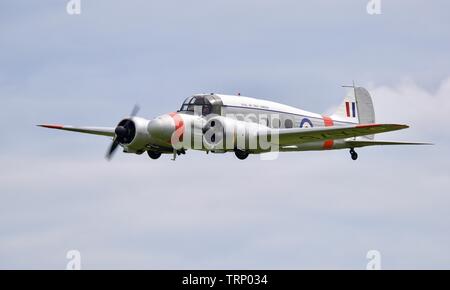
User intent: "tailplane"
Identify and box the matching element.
[346,139,433,148]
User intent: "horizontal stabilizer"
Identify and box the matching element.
[346,139,433,148]
[37,124,115,137]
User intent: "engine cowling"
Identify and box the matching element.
[117,117,152,154]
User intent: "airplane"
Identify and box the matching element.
[38,85,430,161]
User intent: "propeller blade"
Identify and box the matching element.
[130,104,140,117]
[106,104,139,160]
[123,104,140,128]
[106,138,120,160]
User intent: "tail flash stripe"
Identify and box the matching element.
[345,102,351,117]
[352,102,356,118]
[322,116,334,150]
[323,140,334,149]
[322,116,334,127]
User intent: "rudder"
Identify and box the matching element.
[355,87,376,125]
[331,86,376,139]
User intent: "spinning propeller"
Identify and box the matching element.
[106,105,140,160]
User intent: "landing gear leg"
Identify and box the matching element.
[349,148,358,161]
[171,149,186,161]
[172,150,177,161]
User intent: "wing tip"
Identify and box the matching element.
[356,123,409,129]
[37,124,64,129]
[397,124,409,129]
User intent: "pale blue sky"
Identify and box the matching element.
[0,0,449,269]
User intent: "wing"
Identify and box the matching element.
[273,124,409,146]
[346,139,433,147]
[37,124,115,137]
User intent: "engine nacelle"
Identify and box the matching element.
[120,117,152,154]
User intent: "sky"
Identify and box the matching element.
[0,0,449,269]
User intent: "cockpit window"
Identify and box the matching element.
[183,96,193,104]
[180,95,207,114]
[180,97,194,112]
[179,95,222,116]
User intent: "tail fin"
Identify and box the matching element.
[331,86,376,139]
[354,87,376,125]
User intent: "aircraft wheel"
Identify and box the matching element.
[350,149,358,161]
[235,150,249,160]
[147,150,162,160]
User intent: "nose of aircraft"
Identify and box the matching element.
[148,114,176,142]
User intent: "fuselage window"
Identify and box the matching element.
[260,117,269,127]
[271,118,281,128]
[235,114,245,122]
[284,118,294,128]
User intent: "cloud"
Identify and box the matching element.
[1,75,449,269]
[370,77,450,141]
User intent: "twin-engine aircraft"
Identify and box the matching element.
[39,85,430,161]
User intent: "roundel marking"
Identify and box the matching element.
[300,118,313,128]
